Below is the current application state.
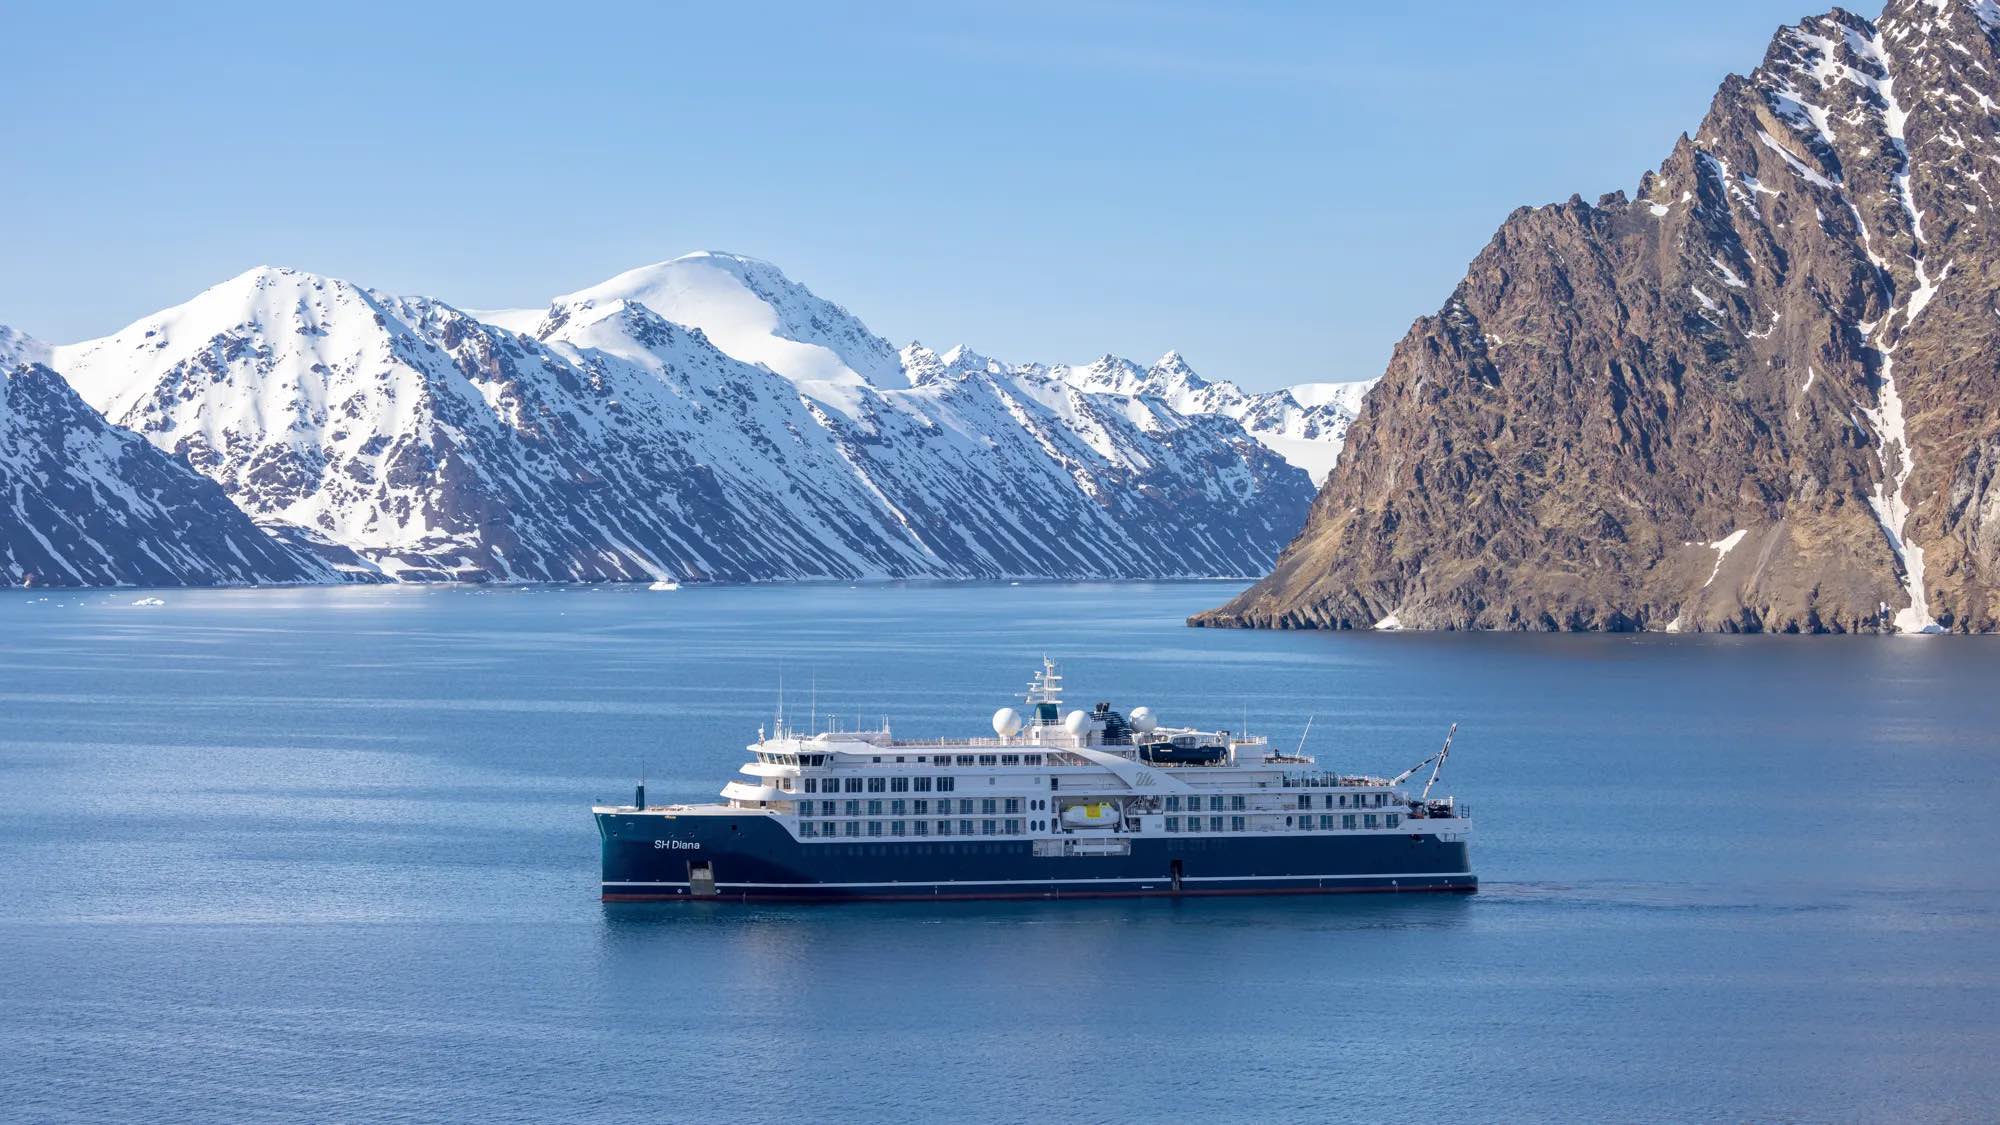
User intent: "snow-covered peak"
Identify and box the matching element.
[0,326,49,372]
[1148,350,1211,389]
[937,343,1005,374]
[1285,380,1375,413]
[543,251,907,415]
[50,265,410,422]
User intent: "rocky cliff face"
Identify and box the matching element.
[1,335,331,586]
[1199,0,2000,633]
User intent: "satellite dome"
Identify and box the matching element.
[1128,706,1158,733]
[1063,709,1091,735]
[992,707,1024,737]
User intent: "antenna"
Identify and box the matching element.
[776,666,785,738]
[810,669,818,736]
[1292,716,1314,758]
[1421,723,1458,801]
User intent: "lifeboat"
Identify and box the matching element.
[1061,802,1121,829]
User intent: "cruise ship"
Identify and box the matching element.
[594,660,1475,902]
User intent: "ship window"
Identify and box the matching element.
[890,777,909,792]
[844,778,863,793]
[1387,814,1401,829]
[1025,755,1043,766]
[891,821,906,837]
[1005,819,1022,834]
[868,821,883,836]
[867,800,882,815]
[1343,814,1357,829]
[960,799,976,815]
[889,799,904,815]
[800,822,815,837]
[956,755,975,766]
[1209,817,1223,832]
[895,756,905,763]
[1001,754,1019,766]
[982,819,997,835]
[937,821,953,836]
[937,777,956,792]
[1003,798,1020,814]
[1364,814,1378,829]
[961,820,976,836]
[841,800,857,815]
[914,777,932,792]
[1165,817,1179,833]
[981,799,997,815]
[799,803,813,818]
[1209,796,1224,812]
[1230,816,1245,832]
[844,822,860,837]
[914,821,929,837]
[978,754,998,766]
[913,799,928,815]
[803,778,817,794]
[1298,794,1311,809]
[1230,795,1245,811]
[820,801,834,816]
[867,777,886,793]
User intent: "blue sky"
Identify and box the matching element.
[3,0,1815,390]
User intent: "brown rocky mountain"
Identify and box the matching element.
[1198,0,2000,634]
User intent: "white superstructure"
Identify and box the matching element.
[651,659,1470,854]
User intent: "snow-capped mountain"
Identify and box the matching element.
[43,257,1314,583]
[1,328,331,587]
[495,254,1374,482]
[1054,352,1374,484]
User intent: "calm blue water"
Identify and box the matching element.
[1,582,1997,1123]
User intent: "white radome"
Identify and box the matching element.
[1128,706,1157,733]
[1063,709,1091,735]
[992,707,1024,737]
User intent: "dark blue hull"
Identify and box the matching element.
[597,811,1476,902]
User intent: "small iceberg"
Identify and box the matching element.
[131,597,166,607]
[647,581,681,591]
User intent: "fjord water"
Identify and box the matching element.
[1,584,1996,1123]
